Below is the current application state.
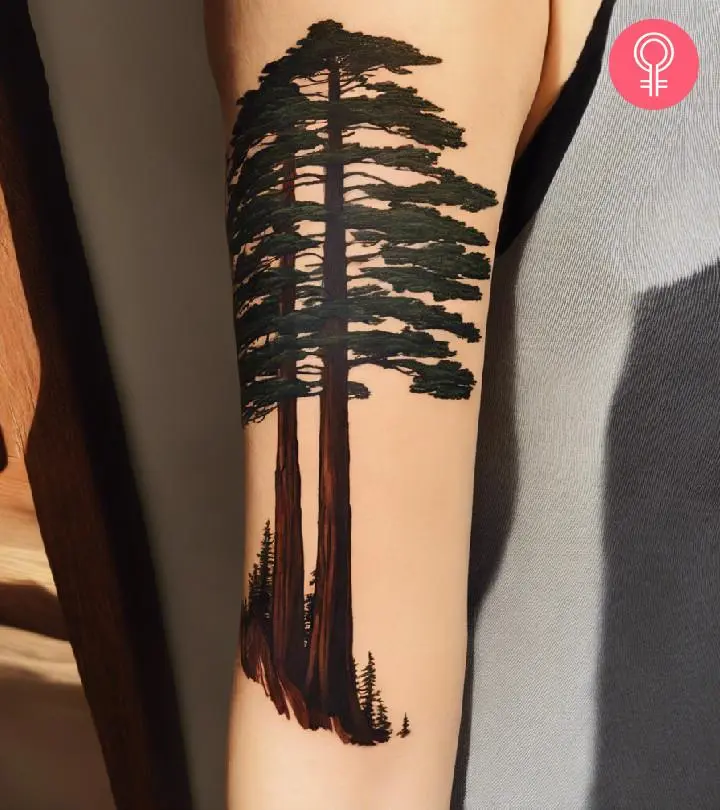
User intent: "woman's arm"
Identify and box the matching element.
[204,3,548,808]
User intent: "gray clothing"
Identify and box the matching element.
[460,1,720,807]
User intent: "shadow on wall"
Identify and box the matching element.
[0,629,114,810]
[0,582,67,641]
[594,261,720,809]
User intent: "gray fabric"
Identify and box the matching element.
[594,260,720,809]
[462,2,720,808]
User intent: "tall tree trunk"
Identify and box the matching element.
[272,157,306,686]
[305,62,371,743]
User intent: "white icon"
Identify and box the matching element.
[634,32,675,96]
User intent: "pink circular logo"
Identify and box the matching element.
[609,19,699,110]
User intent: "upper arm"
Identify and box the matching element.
[204,3,549,808]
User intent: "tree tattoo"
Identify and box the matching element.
[228,20,497,745]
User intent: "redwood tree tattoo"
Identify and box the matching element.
[228,19,497,745]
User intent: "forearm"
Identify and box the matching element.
[204,2,547,807]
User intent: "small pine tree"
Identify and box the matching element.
[374,692,393,743]
[397,713,411,739]
[358,652,377,728]
[247,562,261,604]
[247,521,274,623]
[303,569,316,647]
[258,520,274,599]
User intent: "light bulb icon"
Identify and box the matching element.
[634,32,675,97]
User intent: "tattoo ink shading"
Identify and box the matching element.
[228,20,497,745]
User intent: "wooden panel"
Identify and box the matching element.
[0,130,66,644]
[0,4,194,810]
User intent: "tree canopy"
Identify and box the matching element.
[227,19,496,424]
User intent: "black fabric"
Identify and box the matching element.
[496,0,617,257]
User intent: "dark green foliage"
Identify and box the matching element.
[245,520,274,624]
[397,713,411,738]
[226,19,497,425]
[356,651,394,740]
[374,692,393,743]
[260,20,442,89]
[358,651,378,729]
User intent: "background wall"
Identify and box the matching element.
[27,3,244,809]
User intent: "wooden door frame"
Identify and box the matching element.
[0,4,194,809]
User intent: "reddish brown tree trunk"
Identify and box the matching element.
[271,158,307,686]
[305,63,372,744]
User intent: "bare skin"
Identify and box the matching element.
[519,0,605,153]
